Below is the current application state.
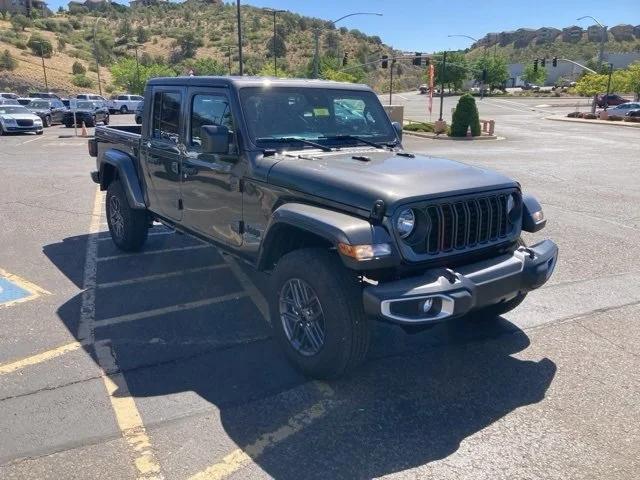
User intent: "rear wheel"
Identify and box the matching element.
[120,105,128,114]
[103,114,110,125]
[270,248,371,379]
[86,116,95,128]
[106,179,148,252]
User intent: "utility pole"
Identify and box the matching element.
[38,43,48,91]
[93,17,105,96]
[604,63,614,109]
[578,16,607,113]
[227,45,232,75]
[388,59,396,105]
[236,0,243,76]
[265,9,284,75]
[438,51,447,121]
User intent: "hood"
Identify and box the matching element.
[28,108,50,114]
[267,148,517,213]
[66,109,94,114]
[1,113,41,121]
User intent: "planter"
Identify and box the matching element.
[433,120,448,134]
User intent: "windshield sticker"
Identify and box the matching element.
[313,108,329,117]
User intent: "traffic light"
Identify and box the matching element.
[381,55,388,69]
[552,57,558,67]
[342,52,348,66]
[533,58,538,72]
[482,68,487,82]
[541,58,546,67]
[412,52,422,66]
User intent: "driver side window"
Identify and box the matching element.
[189,94,236,156]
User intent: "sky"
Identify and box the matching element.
[48,0,640,52]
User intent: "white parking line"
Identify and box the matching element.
[96,264,229,289]
[98,244,211,262]
[98,230,175,242]
[222,254,270,324]
[19,135,46,145]
[93,292,248,328]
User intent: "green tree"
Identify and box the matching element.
[27,35,53,58]
[621,62,640,100]
[0,49,18,71]
[110,58,176,94]
[323,31,340,57]
[451,93,481,137]
[258,63,290,77]
[182,57,226,76]
[433,51,468,91]
[266,35,286,59]
[521,64,547,85]
[473,54,509,89]
[11,14,32,32]
[574,71,627,97]
[72,61,86,75]
[174,30,203,59]
[136,26,149,44]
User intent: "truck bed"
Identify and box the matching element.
[95,124,141,148]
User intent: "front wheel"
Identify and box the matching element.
[44,115,51,127]
[103,114,109,125]
[119,105,128,114]
[270,248,371,379]
[106,180,148,251]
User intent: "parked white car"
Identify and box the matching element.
[107,94,144,114]
[0,105,43,135]
[75,93,107,102]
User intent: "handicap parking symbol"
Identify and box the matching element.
[0,269,50,308]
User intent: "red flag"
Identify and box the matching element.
[428,64,435,115]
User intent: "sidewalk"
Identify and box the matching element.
[546,115,640,129]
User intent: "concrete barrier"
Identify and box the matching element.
[383,105,404,125]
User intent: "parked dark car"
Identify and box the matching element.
[89,76,558,379]
[134,100,144,124]
[27,98,67,127]
[628,109,640,117]
[596,94,629,108]
[63,101,110,127]
[17,98,32,106]
[28,92,63,100]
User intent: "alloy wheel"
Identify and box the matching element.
[109,195,125,240]
[279,278,326,356]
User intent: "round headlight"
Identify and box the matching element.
[396,208,416,239]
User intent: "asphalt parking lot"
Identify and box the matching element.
[1,106,639,480]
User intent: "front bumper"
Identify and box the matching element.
[363,240,558,324]
[3,125,43,133]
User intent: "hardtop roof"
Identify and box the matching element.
[146,76,373,92]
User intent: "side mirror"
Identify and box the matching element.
[201,125,230,154]
[392,121,403,141]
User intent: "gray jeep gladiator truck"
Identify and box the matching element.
[89,76,558,379]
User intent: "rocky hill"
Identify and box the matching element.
[0,1,425,95]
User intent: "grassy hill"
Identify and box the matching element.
[0,1,426,96]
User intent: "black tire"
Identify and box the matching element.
[44,115,51,127]
[36,130,43,135]
[106,180,148,252]
[468,237,528,320]
[103,114,109,125]
[119,105,128,114]
[87,116,96,128]
[270,248,371,379]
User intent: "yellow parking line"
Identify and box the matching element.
[188,382,335,480]
[0,341,85,375]
[95,341,163,480]
[0,267,51,308]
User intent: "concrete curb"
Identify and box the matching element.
[545,116,640,129]
[403,131,499,141]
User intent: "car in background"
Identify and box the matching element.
[628,109,640,117]
[418,84,429,94]
[28,92,63,100]
[0,105,43,135]
[596,94,629,108]
[601,102,640,116]
[134,100,144,124]
[521,82,540,91]
[75,93,107,102]
[26,98,67,127]
[0,98,20,105]
[107,94,144,114]
[17,98,32,106]
[0,92,19,100]
[63,100,109,127]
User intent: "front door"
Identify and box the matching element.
[180,89,242,246]
[142,89,184,221]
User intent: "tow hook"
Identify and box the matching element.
[442,268,457,284]
[517,246,536,260]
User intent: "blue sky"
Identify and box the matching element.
[50,0,639,52]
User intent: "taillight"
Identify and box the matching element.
[88,138,97,157]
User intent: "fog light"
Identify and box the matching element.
[421,298,434,313]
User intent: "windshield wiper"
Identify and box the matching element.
[318,135,391,150]
[255,137,332,152]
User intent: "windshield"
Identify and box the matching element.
[239,87,396,147]
[0,106,30,114]
[76,101,94,109]
[29,101,50,109]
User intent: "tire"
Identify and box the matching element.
[103,114,109,125]
[468,237,528,320]
[106,180,148,252]
[64,123,72,128]
[36,130,43,135]
[119,105,128,114]
[270,248,371,379]
[87,116,96,128]
[44,115,51,127]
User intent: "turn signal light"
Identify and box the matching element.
[338,243,392,260]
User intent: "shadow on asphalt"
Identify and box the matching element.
[45,232,556,479]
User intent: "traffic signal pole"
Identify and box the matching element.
[438,51,447,121]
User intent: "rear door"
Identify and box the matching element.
[140,87,185,221]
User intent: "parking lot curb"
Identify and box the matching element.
[403,131,500,141]
[545,116,640,129]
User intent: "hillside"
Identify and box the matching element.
[0,1,425,96]
[466,24,640,65]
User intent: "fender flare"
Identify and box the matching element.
[257,203,398,271]
[100,149,146,209]
[522,194,546,232]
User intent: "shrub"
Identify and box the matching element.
[105,84,116,94]
[567,111,581,118]
[403,122,434,132]
[72,74,94,88]
[0,49,18,71]
[582,113,597,119]
[14,40,27,50]
[450,93,481,137]
[27,35,53,57]
[10,14,32,32]
[70,19,82,30]
[72,61,86,75]
[43,18,58,32]
[57,37,66,51]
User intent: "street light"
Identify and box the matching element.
[127,43,141,93]
[448,34,487,98]
[93,17,106,96]
[264,8,285,76]
[313,12,383,78]
[236,0,243,76]
[577,15,608,112]
[30,40,48,91]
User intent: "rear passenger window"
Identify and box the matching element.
[152,92,181,143]
[189,94,235,153]
[118,95,128,101]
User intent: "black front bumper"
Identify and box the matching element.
[363,240,558,324]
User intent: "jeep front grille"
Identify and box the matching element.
[402,191,519,256]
